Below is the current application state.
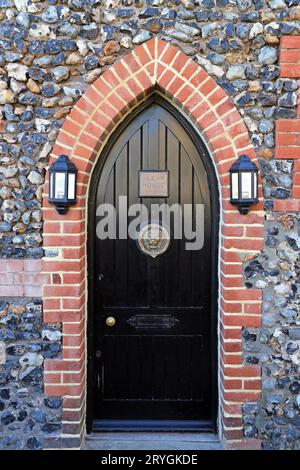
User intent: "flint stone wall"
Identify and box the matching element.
[0,0,299,449]
[0,298,62,450]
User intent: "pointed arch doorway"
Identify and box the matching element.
[43,38,263,448]
[87,94,219,432]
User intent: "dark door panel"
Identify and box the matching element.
[90,97,218,430]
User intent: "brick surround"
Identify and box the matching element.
[275,36,300,213]
[38,38,265,449]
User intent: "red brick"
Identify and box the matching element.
[63,346,85,360]
[62,371,84,384]
[157,69,176,90]
[205,123,225,142]
[223,212,263,225]
[275,146,300,158]
[221,226,244,237]
[292,187,300,198]
[193,110,217,130]
[223,429,244,440]
[280,49,300,63]
[43,260,84,272]
[281,36,300,49]
[23,259,42,272]
[166,76,185,97]
[63,321,84,335]
[274,199,300,212]
[221,301,242,314]
[159,44,179,66]
[243,379,261,390]
[24,286,42,297]
[223,238,263,251]
[0,273,14,285]
[175,84,194,103]
[144,37,156,59]
[62,297,85,310]
[43,298,61,310]
[222,277,243,288]
[223,342,242,354]
[180,61,199,83]
[245,226,264,238]
[221,261,242,275]
[223,390,260,401]
[63,409,82,421]
[44,372,62,384]
[0,260,23,273]
[45,359,81,372]
[244,303,261,315]
[221,352,242,365]
[222,416,243,428]
[199,78,216,96]
[43,285,83,298]
[63,395,85,409]
[44,311,83,323]
[221,250,243,263]
[223,365,260,378]
[208,87,227,106]
[134,43,152,66]
[223,379,243,391]
[280,65,300,78]
[277,119,300,132]
[136,69,153,91]
[63,334,84,347]
[222,314,261,327]
[43,234,85,247]
[226,439,262,450]
[45,384,83,396]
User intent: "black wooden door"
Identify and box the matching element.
[91,99,217,430]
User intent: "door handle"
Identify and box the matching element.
[105,316,116,327]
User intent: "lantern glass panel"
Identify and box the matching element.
[231,172,239,199]
[241,172,252,199]
[54,172,66,199]
[253,172,257,199]
[50,172,54,199]
[68,173,76,200]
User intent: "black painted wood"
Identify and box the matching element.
[89,98,218,430]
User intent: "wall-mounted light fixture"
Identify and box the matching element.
[229,154,258,215]
[48,155,78,215]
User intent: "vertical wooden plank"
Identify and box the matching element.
[192,171,206,307]
[158,120,166,170]
[128,128,148,306]
[114,146,128,306]
[100,168,115,307]
[164,128,180,307]
[152,335,166,400]
[179,147,193,306]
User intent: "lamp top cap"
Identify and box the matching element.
[229,154,258,173]
[49,154,78,173]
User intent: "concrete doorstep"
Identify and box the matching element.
[84,432,223,451]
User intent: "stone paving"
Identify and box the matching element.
[84,433,223,451]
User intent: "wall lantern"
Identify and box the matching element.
[229,154,258,215]
[48,155,78,215]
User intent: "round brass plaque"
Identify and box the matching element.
[137,223,170,259]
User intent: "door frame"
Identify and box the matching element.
[86,93,220,434]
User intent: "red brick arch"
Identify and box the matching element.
[42,38,263,449]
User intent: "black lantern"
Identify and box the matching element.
[229,154,258,215]
[48,155,78,215]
